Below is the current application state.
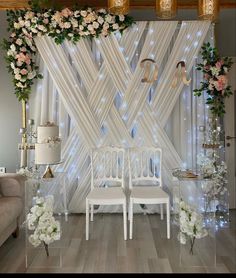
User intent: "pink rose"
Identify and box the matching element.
[215,61,222,69]
[20,69,28,75]
[214,75,228,92]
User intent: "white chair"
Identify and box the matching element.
[86,146,127,240]
[128,147,170,240]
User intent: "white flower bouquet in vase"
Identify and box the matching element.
[26,195,61,257]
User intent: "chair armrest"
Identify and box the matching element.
[0,173,26,198]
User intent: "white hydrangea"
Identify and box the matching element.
[177,199,208,253]
[27,195,61,248]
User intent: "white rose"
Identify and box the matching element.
[80,10,87,17]
[25,20,31,28]
[31,27,38,33]
[119,15,125,21]
[105,14,112,23]
[10,62,15,69]
[71,18,78,28]
[7,50,14,56]
[64,22,71,29]
[97,16,104,24]
[14,68,20,74]
[14,22,21,29]
[103,22,109,30]
[38,25,45,31]
[98,8,106,14]
[31,17,37,23]
[79,25,84,31]
[87,24,94,31]
[112,23,119,30]
[74,11,80,17]
[93,21,99,29]
[15,73,22,80]
[10,44,16,51]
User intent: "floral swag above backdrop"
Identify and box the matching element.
[2,4,134,101]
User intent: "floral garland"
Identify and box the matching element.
[194,42,233,117]
[2,6,134,101]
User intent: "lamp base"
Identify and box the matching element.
[43,165,54,178]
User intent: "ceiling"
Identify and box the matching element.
[0,0,236,10]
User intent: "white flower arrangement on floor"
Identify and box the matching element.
[177,199,208,255]
[26,195,61,256]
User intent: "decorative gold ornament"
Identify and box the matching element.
[171,61,191,88]
[43,165,54,178]
[156,0,177,19]
[108,0,129,15]
[140,58,158,83]
[198,0,220,22]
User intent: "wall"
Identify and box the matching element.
[0,8,235,172]
[0,11,21,173]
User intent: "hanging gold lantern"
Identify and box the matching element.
[198,0,220,22]
[156,0,177,19]
[108,0,130,15]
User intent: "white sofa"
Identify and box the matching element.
[0,173,26,247]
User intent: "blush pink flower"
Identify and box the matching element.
[215,61,223,69]
[61,8,73,18]
[214,75,228,92]
[20,69,28,75]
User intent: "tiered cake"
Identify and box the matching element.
[35,123,61,165]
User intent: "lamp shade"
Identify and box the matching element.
[198,0,220,22]
[108,0,129,15]
[156,0,177,19]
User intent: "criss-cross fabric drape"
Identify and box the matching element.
[28,21,212,213]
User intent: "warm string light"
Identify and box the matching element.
[156,0,177,19]
[108,0,130,15]
[198,0,220,22]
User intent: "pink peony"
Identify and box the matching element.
[214,75,228,92]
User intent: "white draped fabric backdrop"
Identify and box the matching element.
[26,21,213,213]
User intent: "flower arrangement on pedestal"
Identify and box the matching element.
[194,42,233,117]
[26,195,61,256]
[2,3,134,101]
[177,199,208,255]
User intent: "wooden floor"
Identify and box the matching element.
[0,210,235,273]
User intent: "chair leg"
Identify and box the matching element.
[128,200,131,221]
[160,203,163,220]
[86,199,89,240]
[90,205,94,221]
[129,199,133,240]
[166,201,170,239]
[123,202,127,241]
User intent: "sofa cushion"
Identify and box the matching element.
[0,197,23,234]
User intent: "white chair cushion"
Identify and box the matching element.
[86,187,126,204]
[130,186,169,202]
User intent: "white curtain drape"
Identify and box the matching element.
[28,21,212,213]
